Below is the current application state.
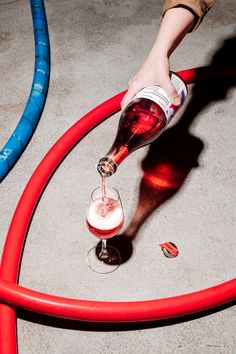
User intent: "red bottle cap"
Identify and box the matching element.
[159,242,179,258]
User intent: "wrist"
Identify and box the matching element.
[148,39,175,60]
[150,48,170,60]
[146,51,169,71]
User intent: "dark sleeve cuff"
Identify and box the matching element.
[162,0,216,31]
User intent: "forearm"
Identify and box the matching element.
[148,7,195,61]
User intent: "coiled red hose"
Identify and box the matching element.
[0,67,235,354]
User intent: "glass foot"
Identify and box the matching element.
[86,244,121,274]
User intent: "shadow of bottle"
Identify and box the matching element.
[106,33,236,263]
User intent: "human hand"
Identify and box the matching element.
[121,54,181,110]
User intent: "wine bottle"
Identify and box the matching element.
[97,72,187,177]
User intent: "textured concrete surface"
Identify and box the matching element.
[0,0,236,353]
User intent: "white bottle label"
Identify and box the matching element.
[134,73,187,123]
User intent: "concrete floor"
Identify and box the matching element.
[0,0,236,353]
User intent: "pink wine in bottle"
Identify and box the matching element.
[97,72,187,177]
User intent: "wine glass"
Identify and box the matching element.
[86,186,124,274]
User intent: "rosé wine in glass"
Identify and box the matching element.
[86,187,124,274]
[86,197,124,239]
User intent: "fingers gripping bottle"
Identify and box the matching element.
[97,72,187,177]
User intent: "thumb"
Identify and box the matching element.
[121,85,139,110]
[162,80,181,106]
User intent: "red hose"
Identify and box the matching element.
[0,278,235,321]
[0,67,235,354]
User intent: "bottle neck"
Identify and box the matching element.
[108,145,129,166]
[97,157,117,177]
[97,145,129,177]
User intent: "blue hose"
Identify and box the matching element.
[0,0,50,182]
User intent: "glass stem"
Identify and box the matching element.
[99,239,108,259]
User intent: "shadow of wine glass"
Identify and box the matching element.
[105,32,236,264]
